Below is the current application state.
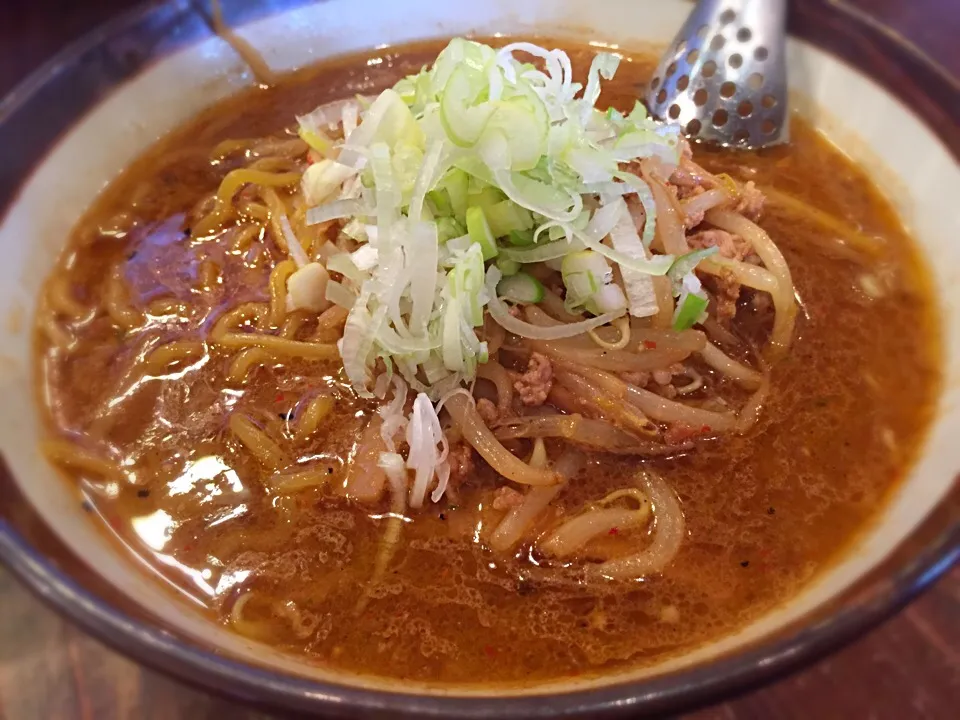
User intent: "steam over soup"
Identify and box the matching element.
[36,39,939,685]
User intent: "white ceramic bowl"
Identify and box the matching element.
[0,1,957,716]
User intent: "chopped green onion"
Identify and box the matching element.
[437,216,465,243]
[298,127,335,155]
[496,256,522,276]
[507,229,535,246]
[465,206,499,260]
[497,271,545,303]
[440,64,497,147]
[668,246,719,290]
[484,199,534,238]
[561,250,611,310]
[468,184,508,211]
[443,169,470,219]
[426,188,453,216]
[673,293,709,330]
[586,282,627,315]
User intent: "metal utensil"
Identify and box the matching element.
[645,0,789,149]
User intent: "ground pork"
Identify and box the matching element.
[670,153,717,200]
[652,363,686,387]
[618,371,651,387]
[685,209,705,229]
[658,384,679,399]
[735,181,766,220]
[700,269,742,324]
[514,352,553,407]
[688,229,752,261]
[476,398,499,425]
[447,443,475,497]
[681,185,707,228]
[492,486,524,511]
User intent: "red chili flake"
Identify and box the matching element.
[643,340,658,350]
[483,645,497,658]
[274,392,284,403]
[608,527,620,536]
[701,425,712,434]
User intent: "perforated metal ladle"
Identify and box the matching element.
[645,0,789,149]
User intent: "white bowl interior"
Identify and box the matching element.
[0,0,958,695]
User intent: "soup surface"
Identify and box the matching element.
[35,40,940,685]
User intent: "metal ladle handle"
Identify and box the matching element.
[645,0,789,149]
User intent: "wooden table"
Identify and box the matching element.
[0,1,957,718]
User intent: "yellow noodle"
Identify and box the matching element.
[211,302,269,339]
[197,259,221,291]
[228,591,272,639]
[484,315,506,354]
[296,396,335,442]
[705,209,796,361]
[475,360,513,415]
[249,157,301,173]
[251,138,308,158]
[46,276,87,318]
[104,264,143,330]
[211,138,254,160]
[700,256,779,295]
[227,347,275,383]
[193,169,299,237]
[699,342,763,390]
[280,311,310,339]
[270,467,336,493]
[268,259,297,327]
[649,276,674,329]
[143,341,205,375]
[146,296,188,317]
[261,410,286,440]
[229,414,287,470]
[213,137,307,162]
[588,316,631,350]
[230,591,254,628]
[238,200,270,221]
[216,332,339,359]
[289,201,314,254]
[42,440,123,482]
[763,186,883,257]
[231,224,263,252]
[210,137,308,163]
[261,186,291,252]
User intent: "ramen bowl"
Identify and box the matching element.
[0,0,957,716]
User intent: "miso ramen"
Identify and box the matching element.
[35,39,940,685]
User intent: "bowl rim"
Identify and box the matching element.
[0,1,958,717]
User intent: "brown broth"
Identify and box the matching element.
[35,40,941,686]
